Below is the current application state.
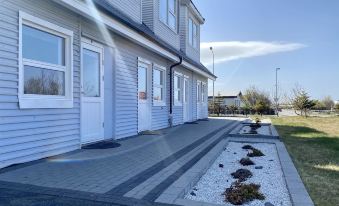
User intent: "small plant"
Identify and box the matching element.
[240,157,255,166]
[255,117,261,124]
[247,148,265,157]
[242,145,254,150]
[231,169,252,182]
[223,182,265,205]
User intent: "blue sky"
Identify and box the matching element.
[194,0,339,101]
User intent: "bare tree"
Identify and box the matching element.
[322,96,335,110]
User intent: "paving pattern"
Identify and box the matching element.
[0,118,241,205]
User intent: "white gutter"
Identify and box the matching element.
[54,0,215,80]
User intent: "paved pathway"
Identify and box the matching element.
[0,118,241,205]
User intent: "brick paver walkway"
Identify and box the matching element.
[0,118,241,205]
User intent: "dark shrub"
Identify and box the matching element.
[240,157,255,166]
[231,169,253,182]
[242,145,254,150]
[247,148,265,157]
[223,182,265,205]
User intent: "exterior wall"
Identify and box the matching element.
[179,4,188,52]
[142,0,154,30]
[81,19,173,139]
[0,0,209,169]
[106,0,142,23]
[153,0,181,50]
[0,0,81,169]
[185,10,200,63]
[222,97,242,107]
[194,73,208,119]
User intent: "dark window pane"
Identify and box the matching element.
[138,66,147,100]
[159,0,167,22]
[153,87,162,101]
[24,65,65,95]
[168,0,175,13]
[83,49,100,97]
[23,25,65,65]
[168,13,176,30]
[153,69,163,85]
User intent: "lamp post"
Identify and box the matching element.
[275,68,280,116]
[210,47,215,114]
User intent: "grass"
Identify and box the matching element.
[271,116,339,206]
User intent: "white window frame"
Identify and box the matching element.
[159,0,177,32]
[188,18,198,49]
[201,82,207,103]
[18,11,73,109]
[173,71,182,106]
[153,64,166,106]
[196,80,201,103]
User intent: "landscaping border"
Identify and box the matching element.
[156,134,314,205]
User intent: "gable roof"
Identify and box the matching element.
[93,0,215,78]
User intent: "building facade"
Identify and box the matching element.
[208,92,244,108]
[0,0,215,169]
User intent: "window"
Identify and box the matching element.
[197,81,201,102]
[159,0,177,31]
[19,11,73,108]
[153,65,166,106]
[188,18,198,48]
[174,73,182,106]
[201,82,206,103]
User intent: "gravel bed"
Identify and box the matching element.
[185,142,291,206]
[239,125,271,135]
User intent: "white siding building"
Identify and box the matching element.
[0,0,215,169]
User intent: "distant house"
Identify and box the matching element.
[208,92,244,108]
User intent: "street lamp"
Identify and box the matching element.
[275,68,280,116]
[210,47,215,113]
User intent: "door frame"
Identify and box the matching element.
[196,80,201,119]
[80,38,105,144]
[183,75,191,122]
[137,57,152,132]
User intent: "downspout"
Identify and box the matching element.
[169,56,183,127]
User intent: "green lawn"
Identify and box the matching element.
[271,116,339,206]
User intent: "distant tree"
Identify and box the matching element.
[292,87,315,117]
[322,96,335,110]
[312,100,326,110]
[241,103,252,117]
[254,100,270,116]
[335,104,339,112]
[228,105,238,116]
[242,86,272,115]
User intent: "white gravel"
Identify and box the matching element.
[185,142,291,206]
[239,125,271,135]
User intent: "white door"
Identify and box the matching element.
[81,42,104,144]
[183,77,190,122]
[201,82,207,118]
[196,81,202,119]
[138,60,151,132]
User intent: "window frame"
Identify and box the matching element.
[196,80,201,103]
[201,82,206,103]
[188,17,198,49]
[153,64,166,106]
[159,0,177,32]
[18,11,73,109]
[173,71,182,106]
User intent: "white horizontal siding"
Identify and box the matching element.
[153,0,180,50]
[142,0,154,30]
[0,0,81,169]
[106,0,142,23]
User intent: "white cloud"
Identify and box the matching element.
[200,41,306,65]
